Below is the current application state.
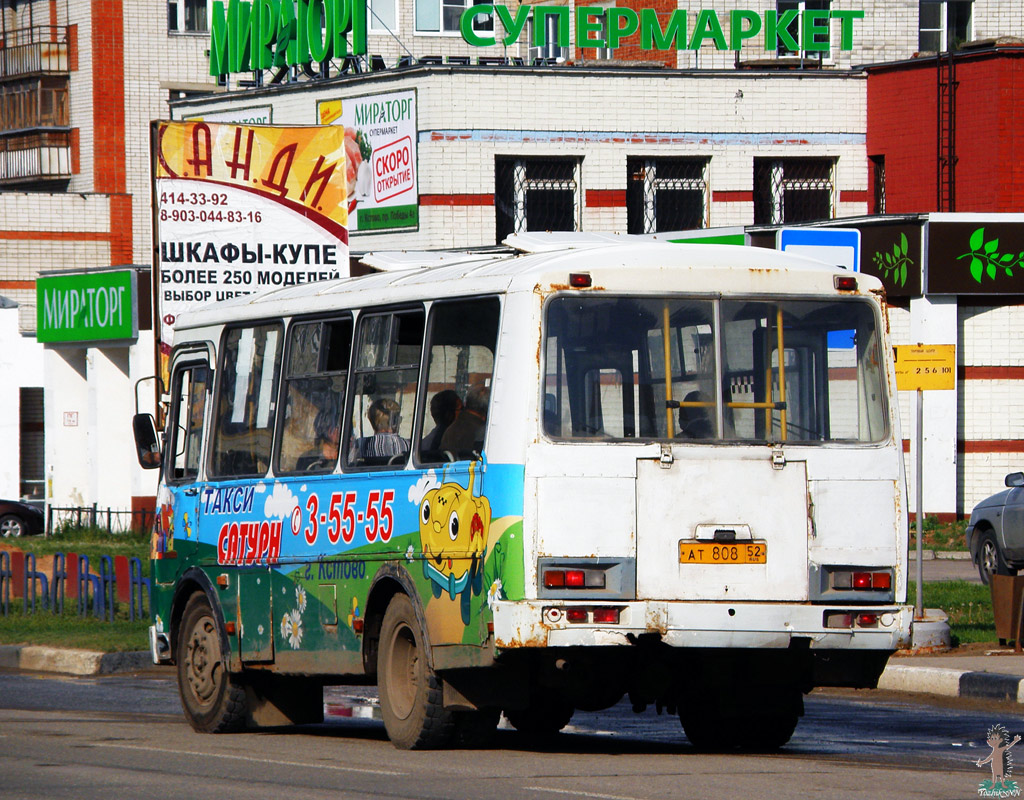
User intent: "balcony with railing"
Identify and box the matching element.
[0,130,70,182]
[0,25,69,78]
[0,74,71,183]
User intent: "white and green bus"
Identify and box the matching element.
[136,235,912,750]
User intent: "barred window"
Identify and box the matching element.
[753,157,835,225]
[626,157,709,234]
[495,157,581,243]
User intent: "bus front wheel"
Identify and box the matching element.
[377,593,453,749]
[177,592,248,733]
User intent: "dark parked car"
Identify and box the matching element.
[966,472,1024,584]
[0,499,45,538]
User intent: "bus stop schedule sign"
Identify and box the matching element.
[893,345,956,391]
[777,228,861,272]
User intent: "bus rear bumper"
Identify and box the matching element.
[492,601,914,651]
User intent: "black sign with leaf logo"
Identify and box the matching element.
[928,221,1024,295]
[859,223,922,297]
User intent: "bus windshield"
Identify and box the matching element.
[543,295,888,444]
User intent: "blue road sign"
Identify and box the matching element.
[777,228,861,272]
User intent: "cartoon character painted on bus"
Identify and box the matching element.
[418,461,491,624]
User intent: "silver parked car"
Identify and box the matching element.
[966,472,1024,584]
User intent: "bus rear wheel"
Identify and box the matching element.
[377,593,453,749]
[504,693,574,737]
[680,687,801,751]
[741,710,800,750]
[177,592,248,733]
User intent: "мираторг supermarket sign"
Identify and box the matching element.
[207,0,863,75]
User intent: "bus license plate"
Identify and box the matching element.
[678,541,767,564]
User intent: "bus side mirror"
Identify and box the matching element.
[133,413,162,469]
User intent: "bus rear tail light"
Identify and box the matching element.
[830,568,894,591]
[544,570,565,588]
[824,612,853,628]
[823,611,884,629]
[558,607,622,624]
[834,275,858,291]
[569,272,592,288]
[871,572,892,590]
[543,568,606,589]
[592,607,620,624]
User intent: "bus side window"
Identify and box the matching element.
[346,308,424,469]
[210,323,283,478]
[166,362,209,483]
[417,298,500,463]
[276,317,352,473]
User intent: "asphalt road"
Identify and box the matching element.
[0,669,1020,800]
[920,555,979,583]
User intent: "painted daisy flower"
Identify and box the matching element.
[281,609,303,649]
[405,544,415,562]
[295,584,307,614]
[486,578,503,610]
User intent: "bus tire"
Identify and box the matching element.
[177,592,248,733]
[504,694,573,736]
[740,710,800,750]
[679,712,735,751]
[378,593,453,749]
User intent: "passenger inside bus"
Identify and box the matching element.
[421,389,462,455]
[440,384,488,457]
[296,409,341,471]
[358,398,410,462]
[677,390,714,439]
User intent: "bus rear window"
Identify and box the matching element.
[543,295,888,444]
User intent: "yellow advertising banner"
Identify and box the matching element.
[152,121,350,390]
[154,121,348,236]
[893,344,956,391]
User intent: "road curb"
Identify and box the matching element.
[5,644,1022,703]
[908,550,972,561]
[0,645,153,676]
[879,663,1024,703]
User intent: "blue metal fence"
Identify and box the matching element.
[0,550,149,621]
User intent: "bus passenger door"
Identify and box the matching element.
[157,353,212,576]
